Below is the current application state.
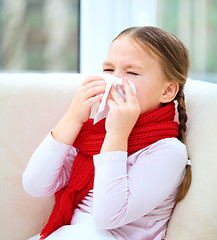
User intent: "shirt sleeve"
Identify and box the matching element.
[22,131,78,197]
[92,138,188,229]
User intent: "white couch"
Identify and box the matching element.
[0,73,217,240]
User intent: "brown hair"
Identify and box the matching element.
[114,26,191,203]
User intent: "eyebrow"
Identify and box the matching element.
[102,62,114,67]
[103,61,142,70]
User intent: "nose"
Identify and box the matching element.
[112,70,124,79]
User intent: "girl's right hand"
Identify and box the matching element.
[52,76,105,145]
[65,75,106,124]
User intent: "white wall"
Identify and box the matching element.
[80,0,157,73]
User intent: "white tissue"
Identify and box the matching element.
[94,74,136,124]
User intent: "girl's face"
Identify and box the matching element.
[103,36,172,114]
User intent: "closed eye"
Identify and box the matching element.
[127,71,139,75]
[103,69,114,72]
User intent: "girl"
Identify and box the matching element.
[23,26,191,240]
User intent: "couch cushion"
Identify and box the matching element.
[0,73,84,239]
[166,79,217,240]
[1,74,217,239]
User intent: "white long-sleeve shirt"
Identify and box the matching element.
[23,132,188,240]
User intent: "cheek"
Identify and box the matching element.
[135,86,162,114]
[135,88,147,108]
[131,81,146,104]
[131,80,142,95]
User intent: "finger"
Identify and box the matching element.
[82,75,105,86]
[106,98,117,110]
[110,86,125,105]
[123,79,136,101]
[84,84,106,100]
[83,79,106,93]
[85,93,104,106]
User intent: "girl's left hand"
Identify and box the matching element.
[105,79,141,139]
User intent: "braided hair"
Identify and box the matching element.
[115,26,191,202]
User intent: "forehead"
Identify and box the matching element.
[108,36,145,55]
[105,36,156,68]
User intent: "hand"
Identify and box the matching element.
[65,75,106,124]
[105,79,140,139]
[52,75,106,145]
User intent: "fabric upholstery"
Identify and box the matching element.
[0,73,216,240]
[165,79,217,240]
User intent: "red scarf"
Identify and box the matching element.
[40,102,178,239]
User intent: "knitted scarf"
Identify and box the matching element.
[40,102,178,239]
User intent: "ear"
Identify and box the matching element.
[160,81,179,103]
